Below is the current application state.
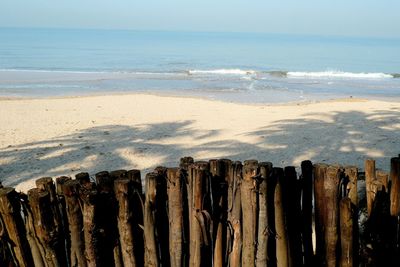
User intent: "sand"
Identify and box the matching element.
[0,94,399,192]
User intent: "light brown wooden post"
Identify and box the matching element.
[344,166,358,207]
[27,188,61,267]
[167,168,185,267]
[274,167,289,267]
[0,187,34,267]
[144,172,159,267]
[63,180,87,267]
[390,157,400,217]
[256,162,273,267]
[365,159,376,216]
[314,163,328,265]
[227,161,242,267]
[340,197,354,267]
[241,160,258,267]
[301,160,313,266]
[324,166,340,267]
[376,170,389,193]
[187,161,211,267]
[114,178,138,267]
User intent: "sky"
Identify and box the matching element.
[1,0,400,38]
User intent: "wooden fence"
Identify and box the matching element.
[1,155,400,267]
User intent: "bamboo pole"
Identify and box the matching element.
[63,180,87,267]
[344,166,358,207]
[256,162,272,267]
[144,172,159,267]
[365,159,376,216]
[390,157,400,216]
[274,167,289,267]
[227,161,242,267]
[340,197,354,267]
[300,160,313,266]
[188,161,211,267]
[114,178,137,267]
[314,163,328,265]
[167,168,185,267]
[324,165,341,267]
[241,160,258,267]
[0,187,34,267]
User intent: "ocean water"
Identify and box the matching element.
[0,28,399,103]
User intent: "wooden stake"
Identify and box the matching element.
[188,161,211,267]
[324,165,340,267]
[227,161,242,267]
[390,157,400,216]
[314,163,328,265]
[63,180,87,267]
[344,166,358,207]
[340,197,354,267]
[241,160,258,267]
[365,159,376,216]
[274,167,289,267]
[376,170,389,193]
[0,187,34,267]
[144,172,159,267]
[55,176,71,267]
[256,162,272,267]
[167,168,185,267]
[300,160,313,266]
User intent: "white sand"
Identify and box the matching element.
[0,94,399,192]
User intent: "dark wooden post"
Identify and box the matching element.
[284,166,303,267]
[241,160,258,267]
[273,167,289,267]
[314,163,328,265]
[324,165,340,267]
[376,170,389,193]
[144,172,159,267]
[365,159,376,216]
[0,187,34,267]
[340,197,354,267]
[55,176,71,267]
[256,162,272,267]
[63,180,87,267]
[167,168,185,267]
[227,161,242,267]
[300,160,313,266]
[188,161,211,267]
[180,156,194,171]
[390,157,400,216]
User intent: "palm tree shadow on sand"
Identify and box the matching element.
[0,109,399,188]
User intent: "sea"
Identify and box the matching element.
[0,27,399,103]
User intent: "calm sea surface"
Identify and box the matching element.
[0,28,399,103]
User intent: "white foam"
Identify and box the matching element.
[188,69,256,75]
[287,71,393,79]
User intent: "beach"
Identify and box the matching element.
[1,93,399,192]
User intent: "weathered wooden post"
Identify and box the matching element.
[241,160,259,267]
[324,165,341,267]
[340,197,354,267]
[227,161,242,267]
[314,163,328,265]
[167,168,185,267]
[274,167,289,267]
[114,177,138,267]
[365,159,376,216]
[344,166,358,207]
[390,157,400,216]
[144,172,159,267]
[376,170,389,193]
[188,161,211,267]
[300,160,313,266]
[63,180,87,267]
[0,187,34,267]
[55,176,71,267]
[256,162,273,267]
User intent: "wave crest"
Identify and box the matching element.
[287,71,393,79]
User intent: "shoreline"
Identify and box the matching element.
[1,93,399,192]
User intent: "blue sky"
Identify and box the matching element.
[1,0,399,38]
